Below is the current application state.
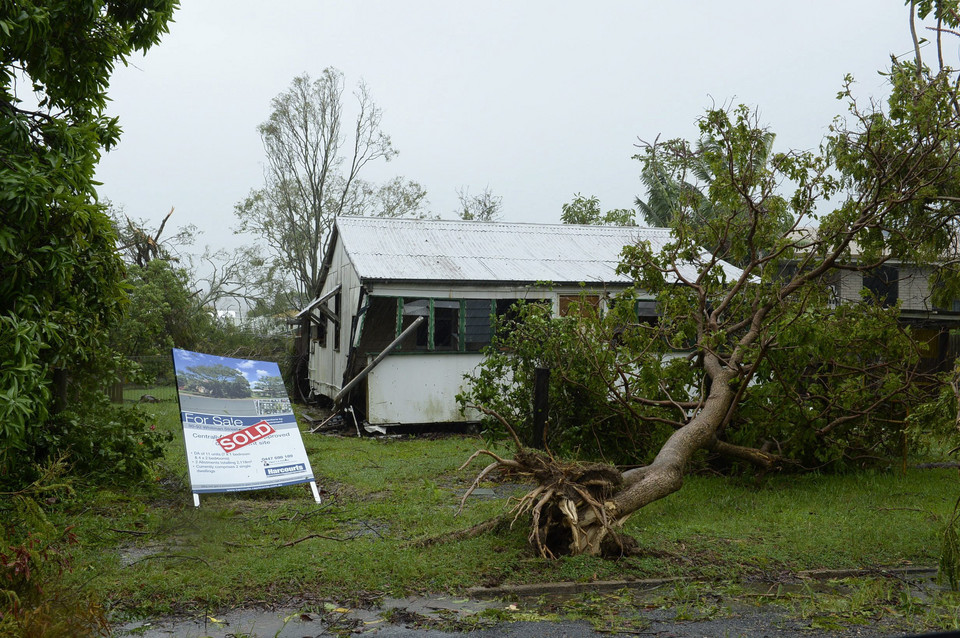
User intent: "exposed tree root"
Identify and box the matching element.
[458,393,785,559]
[459,447,634,558]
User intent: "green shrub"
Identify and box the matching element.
[0,466,109,637]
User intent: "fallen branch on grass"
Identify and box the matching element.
[125,554,210,567]
[109,528,151,536]
[279,533,352,547]
[407,514,511,549]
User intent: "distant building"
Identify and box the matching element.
[790,229,960,372]
[216,309,241,324]
[829,263,960,372]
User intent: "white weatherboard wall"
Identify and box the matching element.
[836,266,935,312]
[899,266,933,311]
[365,354,484,424]
[308,237,363,397]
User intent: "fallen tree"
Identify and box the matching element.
[458,2,960,558]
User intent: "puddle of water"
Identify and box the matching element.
[114,595,501,637]
[114,571,947,637]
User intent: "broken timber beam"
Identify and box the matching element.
[333,316,425,405]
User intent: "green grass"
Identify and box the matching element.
[625,469,952,577]
[48,399,960,624]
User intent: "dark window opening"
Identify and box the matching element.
[494,298,523,339]
[312,318,327,348]
[433,300,460,351]
[400,298,430,350]
[333,292,342,351]
[636,300,659,327]
[863,266,899,307]
[357,296,400,354]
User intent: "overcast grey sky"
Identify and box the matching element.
[95,1,920,251]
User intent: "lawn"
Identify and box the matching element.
[51,397,960,627]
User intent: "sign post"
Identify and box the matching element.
[172,348,320,506]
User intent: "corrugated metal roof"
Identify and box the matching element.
[334,216,733,285]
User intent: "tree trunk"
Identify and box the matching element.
[472,364,753,558]
[562,367,738,556]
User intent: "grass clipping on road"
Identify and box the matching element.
[50,399,960,621]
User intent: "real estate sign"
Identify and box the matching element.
[172,348,320,505]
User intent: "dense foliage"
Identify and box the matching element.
[0,0,178,482]
[111,259,216,357]
[0,467,109,637]
[459,298,675,465]
[460,292,927,470]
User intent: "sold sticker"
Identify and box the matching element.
[216,420,276,453]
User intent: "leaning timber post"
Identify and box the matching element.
[532,367,550,449]
[334,316,425,406]
[294,314,311,402]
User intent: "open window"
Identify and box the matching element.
[559,294,601,317]
[432,300,460,351]
[399,298,430,350]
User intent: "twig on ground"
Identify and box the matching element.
[109,528,150,536]
[407,514,510,549]
[125,554,210,567]
[279,533,351,547]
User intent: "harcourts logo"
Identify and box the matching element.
[264,463,306,477]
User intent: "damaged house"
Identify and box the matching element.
[299,217,960,429]
[299,216,678,428]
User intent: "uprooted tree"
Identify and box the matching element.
[457,3,960,558]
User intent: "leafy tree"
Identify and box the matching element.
[253,375,286,397]
[178,364,251,399]
[0,1,177,477]
[635,131,777,229]
[456,185,503,221]
[461,4,960,558]
[111,259,215,357]
[235,68,428,307]
[560,194,636,226]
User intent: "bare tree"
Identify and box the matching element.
[235,69,428,306]
[455,185,503,221]
[112,205,195,267]
[110,204,282,316]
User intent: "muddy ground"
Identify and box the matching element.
[115,570,950,638]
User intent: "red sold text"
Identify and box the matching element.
[216,420,276,453]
